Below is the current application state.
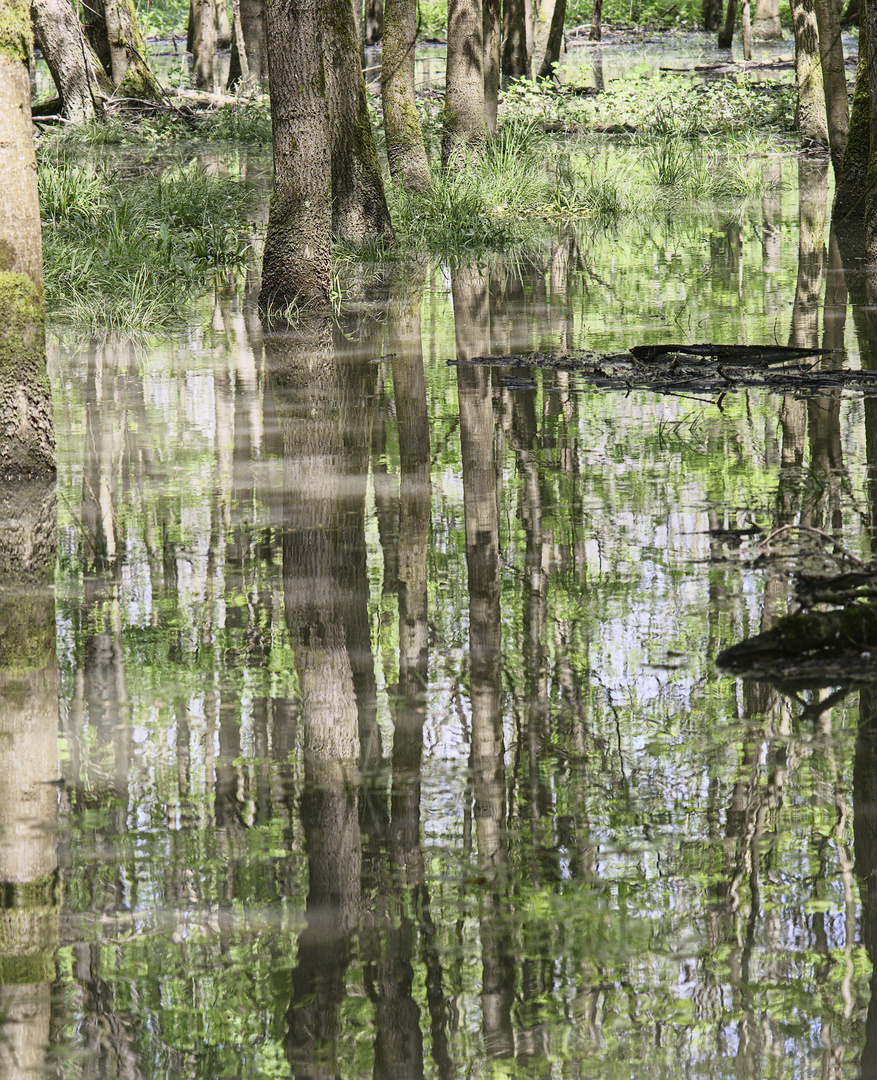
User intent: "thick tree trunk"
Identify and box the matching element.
[0,6,55,478]
[752,0,783,36]
[814,0,850,172]
[703,0,722,30]
[833,45,869,218]
[82,0,164,101]
[443,0,487,166]
[30,0,101,121]
[381,0,431,192]
[227,0,268,87]
[791,0,830,149]
[538,0,567,77]
[323,0,394,242]
[502,0,531,77]
[260,0,332,309]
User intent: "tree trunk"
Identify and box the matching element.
[30,0,101,121]
[703,0,722,30]
[751,0,783,37]
[718,0,737,46]
[589,0,602,40]
[443,0,487,166]
[260,0,332,309]
[227,0,268,87]
[834,42,869,219]
[82,0,164,101]
[484,0,500,133]
[365,0,383,43]
[865,0,877,262]
[814,0,850,172]
[791,0,830,149]
[0,4,55,478]
[742,0,753,56]
[323,0,394,242]
[381,0,431,192]
[190,0,216,89]
[538,0,568,77]
[502,0,531,77]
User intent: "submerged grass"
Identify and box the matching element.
[39,151,261,328]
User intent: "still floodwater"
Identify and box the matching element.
[6,56,877,1080]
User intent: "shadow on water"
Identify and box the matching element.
[10,135,877,1078]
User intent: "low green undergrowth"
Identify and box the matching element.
[39,153,261,327]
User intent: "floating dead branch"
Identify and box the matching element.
[447,344,877,396]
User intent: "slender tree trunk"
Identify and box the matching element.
[502,0,531,77]
[260,0,331,309]
[443,0,487,166]
[0,3,55,478]
[227,0,267,87]
[230,0,250,85]
[718,0,737,46]
[539,0,568,77]
[323,0,394,242]
[791,0,830,149]
[30,0,101,121]
[484,0,500,133]
[814,0,850,172]
[191,0,216,89]
[866,0,877,263]
[742,0,753,56]
[589,0,602,39]
[752,0,783,36]
[381,0,431,192]
[833,44,869,218]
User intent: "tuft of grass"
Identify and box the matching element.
[39,154,261,329]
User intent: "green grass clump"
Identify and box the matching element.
[39,154,261,328]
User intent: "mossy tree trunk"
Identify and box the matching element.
[0,0,55,479]
[443,0,488,167]
[323,0,394,243]
[381,0,431,193]
[866,0,877,262]
[82,0,164,101]
[833,45,869,218]
[791,0,830,149]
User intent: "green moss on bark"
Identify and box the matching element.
[834,51,870,219]
[0,0,32,64]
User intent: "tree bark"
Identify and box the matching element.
[703,0,722,30]
[190,0,216,89]
[833,44,869,218]
[227,0,268,87]
[0,4,55,478]
[502,0,531,77]
[791,0,830,149]
[30,0,101,121]
[365,0,383,43]
[381,0,431,192]
[323,0,394,242]
[443,0,487,166]
[484,0,500,133]
[751,0,783,36]
[538,0,567,77]
[260,0,332,309]
[82,0,164,101]
[866,0,877,263]
[742,0,753,56]
[718,0,737,46]
[814,0,850,172]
